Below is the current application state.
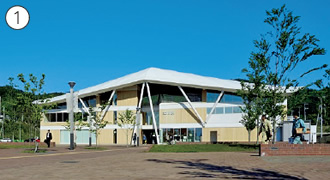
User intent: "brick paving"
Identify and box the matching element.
[0,145,329,179]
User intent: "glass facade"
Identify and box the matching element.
[78,96,96,108]
[207,91,243,104]
[206,106,242,114]
[144,111,159,126]
[100,91,117,105]
[160,128,202,143]
[45,112,88,122]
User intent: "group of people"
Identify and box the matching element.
[259,112,306,144]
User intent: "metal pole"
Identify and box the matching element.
[20,114,23,141]
[0,96,2,139]
[3,107,5,138]
[68,82,76,150]
[88,115,91,146]
[320,98,323,138]
[136,108,140,147]
[304,103,306,121]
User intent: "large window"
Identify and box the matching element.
[206,106,241,114]
[195,128,202,142]
[78,96,96,108]
[207,91,243,104]
[100,91,117,105]
[56,102,67,109]
[141,84,202,107]
[160,128,202,143]
[45,112,89,122]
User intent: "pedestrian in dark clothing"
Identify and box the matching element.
[44,129,52,148]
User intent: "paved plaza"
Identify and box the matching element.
[0,145,329,179]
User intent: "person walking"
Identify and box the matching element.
[258,115,272,144]
[142,134,146,144]
[292,112,306,144]
[45,129,52,148]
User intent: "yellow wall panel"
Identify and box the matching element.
[116,128,133,145]
[202,90,207,102]
[117,86,138,106]
[202,127,258,142]
[97,129,113,145]
[103,111,114,124]
[160,108,206,124]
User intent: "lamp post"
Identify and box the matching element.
[68,81,76,150]
[136,107,141,147]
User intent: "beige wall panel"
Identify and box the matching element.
[40,129,60,145]
[117,89,138,106]
[116,128,133,145]
[97,129,113,144]
[96,95,101,107]
[160,108,206,124]
[202,127,258,142]
[202,90,207,102]
[103,111,114,124]
[41,122,67,126]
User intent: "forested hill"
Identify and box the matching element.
[0,85,64,100]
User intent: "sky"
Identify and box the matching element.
[0,0,329,93]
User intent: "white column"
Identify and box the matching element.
[146,82,160,144]
[133,83,145,145]
[100,90,116,121]
[205,91,224,124]
[178,86,205,127]
[79,98,91,115]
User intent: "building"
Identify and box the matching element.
[40,67,287,145]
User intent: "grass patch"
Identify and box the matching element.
[84,146,107,150]
[0,143,47,149]
[22,149,47,153]
[149,144,259,153]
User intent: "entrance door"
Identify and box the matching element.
[210,131,217,144]
[142,130,157,144]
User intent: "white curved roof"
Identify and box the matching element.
[46,67,243,103]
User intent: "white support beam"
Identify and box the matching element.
[178,86,205,127]
[133,83,145,145]
[205,91,224,124]
[79,98,91,115]
[146,82,160,144]
[100,90,116,121]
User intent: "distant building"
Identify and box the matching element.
[40,67,288,145]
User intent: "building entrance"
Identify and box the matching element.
[142,130,157,144]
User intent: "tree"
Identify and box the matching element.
[3,78,20,140]
[243,5,327,143]
[87,106,108,148]
[238,49,267,143]
[118,109,135,147]
[16,73,46,139]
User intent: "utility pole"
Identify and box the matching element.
[304,103,308,121]
[3,107,5,138]
[88,115,91,146]
[136,107,141,147]
[68,81,76,150]
[320,97,323,138]
[20,114,23,142]
[0,96,2,138]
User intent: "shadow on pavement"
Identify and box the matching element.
[147,159,307,179]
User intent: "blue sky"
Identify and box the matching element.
[0,0,329,93]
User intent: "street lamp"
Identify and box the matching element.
[136,107,141,147]
[68,81,76,150]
